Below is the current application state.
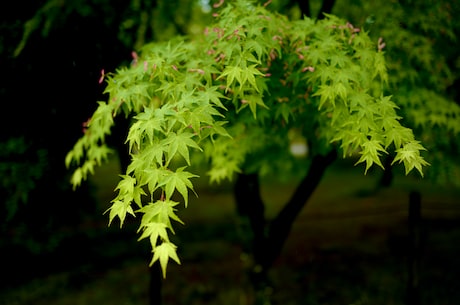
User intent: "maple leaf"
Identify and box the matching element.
[392,141,430,176]
[243,94,269,119]
[355,139,387,174]
[313,85,336,109]
[70,168,83,190]
[150,241,181,278]
[243,65,265,92]
[138,200,184,232]
[138,222,170,246]
[195,86,229,110]
[115,175,136,196]
[163,167,198,207]
[162,132,203,165]
[105,199,135,228]
[218,65,242,89]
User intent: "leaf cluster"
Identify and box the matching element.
[336,0,460,185]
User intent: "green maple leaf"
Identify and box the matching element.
[162,132,202,165]
[106,199,135,228]
[138,200,184,232]
[355,139,387,174]
[392,141,430,176]
[134,107,166,141]
[132,185,146,208]
[81,160,96,177]
[141,167,169,194]
[115,175,136,196]
[243,65,265,92]
[90,102,114,127]
[195,87,228,110]
[207,159,241,183]
[70,168,83,190]
[138,222,170,246]
[163,167,198,207]
[183,104,219,134]
[65,137,86,168]
[218,65,242,90]
[150,241,181,278]
[384,126,414,149]
[87,145,114,166]
[313,85,336,109]
[243,94,268,119]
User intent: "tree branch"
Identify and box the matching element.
[263,150,337,269]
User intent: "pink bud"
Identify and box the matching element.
[302,66,315,72]
[213,0,224,8]
[378,37,386,51]
[98,69,105,84]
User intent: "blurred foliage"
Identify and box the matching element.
[334,0,460,186]
[13,0,213,57]
[0,137,47,222]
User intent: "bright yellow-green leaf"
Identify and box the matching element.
[354,140,387,174]
[150,242,181,278]
[163,167,198,207]
[106,199,135,228]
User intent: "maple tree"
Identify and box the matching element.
[65,0,430,282]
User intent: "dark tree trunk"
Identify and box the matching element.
[406,191,422,305]
[317,0,336,19]
[234,150,336,303]
[296,0,311,18]
[379,154,394,188]
[263,150,337,269]
[149,262,163,305]
[234,173,270,302]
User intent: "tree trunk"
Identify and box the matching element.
[234,150,336,303]
[263,150,336,269]
[149,262,163,305]
[317,0,336,19]
[379,154,394,188]
[406,191,422,305]
[234,173,270,304]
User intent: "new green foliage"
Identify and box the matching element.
[336,0,460,185]
[66,0,429,277]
